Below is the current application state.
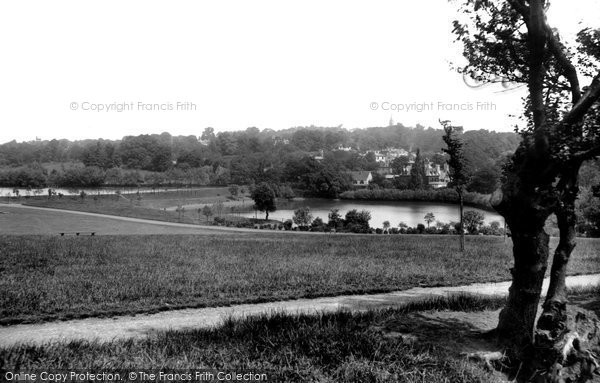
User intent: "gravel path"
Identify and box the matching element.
[1,274,598,347]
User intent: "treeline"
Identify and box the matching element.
[340,188,494,211]
[1,125,519,172]
[0,164,229,188]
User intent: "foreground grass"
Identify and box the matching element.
[1,295,510,383]
[1,234,599,324]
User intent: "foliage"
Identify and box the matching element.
[467,165,500,194]
[0,125,520,188]
[0,164,46,188]
[278,184,295,200]
[201,205,213,222]
[463,210,485,234]
[408,149,428,190]
[250,182,277,220]
[424,213,435,228]
[227,184,239,197]
[52,166,106,188]
[310,217,326,232]
[340,188,493,210]
[343,209,371,233]
[327,208,343,229]
[441,121,470,189]
[391,155,410,175]
[292,206,313,228]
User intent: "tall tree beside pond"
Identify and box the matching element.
[250,182,277,220]
[441,120,470,252]
[408,149,428,190]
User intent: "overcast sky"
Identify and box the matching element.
[0,0,597,143]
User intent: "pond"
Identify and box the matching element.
[241,199,504,229]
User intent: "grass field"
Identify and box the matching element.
[0,294,512,383]
[0,205,230,235]
[3,289,598,382]
[12,188,239,225]
[1,234,599,324]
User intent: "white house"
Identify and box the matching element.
[349,171,373,186]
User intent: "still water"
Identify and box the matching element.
[242,199,503,228]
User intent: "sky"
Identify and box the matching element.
[0,0,597,143]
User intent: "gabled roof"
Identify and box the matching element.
[348,171,372,182]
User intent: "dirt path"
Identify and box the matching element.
[1,274,598,347]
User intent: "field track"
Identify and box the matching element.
[2,273,598,347]
[0,204,243,235]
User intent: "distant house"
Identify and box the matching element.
[349,171,373,186]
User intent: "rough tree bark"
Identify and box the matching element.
[538,168,580,333]
[494,173,553,352]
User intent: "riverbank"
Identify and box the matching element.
[340,188,495,212]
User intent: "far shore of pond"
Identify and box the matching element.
[175,198,504,228]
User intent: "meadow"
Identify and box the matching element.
[0,205,229,235]
[1,295,511,383]
[1,234,599,324]
[12,188,238,225]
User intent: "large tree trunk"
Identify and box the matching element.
[538,170,580,333]
[494,159,554,356]
[538,206,577,333]
[496,219,550,350]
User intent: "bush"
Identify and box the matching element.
[310,217,325,232]
[343,209,371,233]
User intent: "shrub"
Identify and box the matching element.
[283,219,293,230]
[310,217,325,232]
[343,209,371,233]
